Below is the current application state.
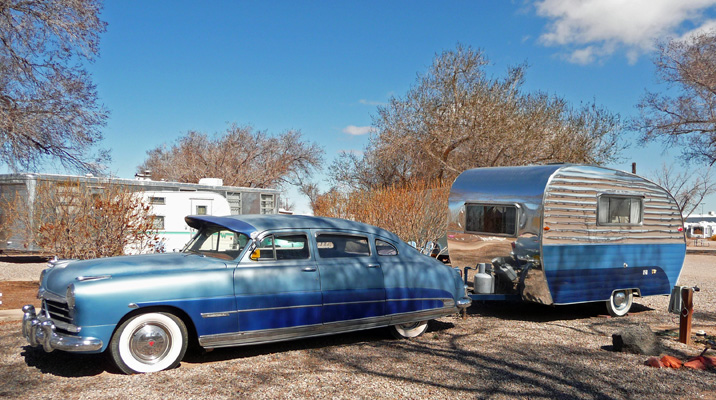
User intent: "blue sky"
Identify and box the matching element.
[87,0,716,214]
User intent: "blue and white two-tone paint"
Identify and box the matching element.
[447,164,685,317]
[22,215,471,374]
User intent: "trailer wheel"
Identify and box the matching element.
[389,321,428,339]
[606,290,633,317]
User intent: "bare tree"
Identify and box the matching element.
[333,45,625,189]
[635,31,716,165]
[0,0,109,173]
[138,124,324,188]
[649,163,716,218]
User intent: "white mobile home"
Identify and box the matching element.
[0,173,280,254]
[141,191,231,252]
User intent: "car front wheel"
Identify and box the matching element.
[109,312,188,374]
[389,321,428,339]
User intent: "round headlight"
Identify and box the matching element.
[66,284,75,310]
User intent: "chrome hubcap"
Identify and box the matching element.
[613,291,627,309]
[130,323,171,364]
[399,322,421,330]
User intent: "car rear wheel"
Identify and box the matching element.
[109,312,188,374]
[389,321,428,339]
[606,290,633,317]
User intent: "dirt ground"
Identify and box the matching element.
[0,281,40,310]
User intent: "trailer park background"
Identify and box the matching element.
[1,1,716,257]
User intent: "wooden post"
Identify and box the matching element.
[679,287,694,345]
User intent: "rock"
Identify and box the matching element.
[612,324,662,356]
[645,357,663,368]
[660,355,682,368]
[685,356,716,370]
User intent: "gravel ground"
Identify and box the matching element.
[0,257,47,281]
[1,255,715,399]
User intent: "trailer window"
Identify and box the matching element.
[598,195,643,225]
[465,204,517,236]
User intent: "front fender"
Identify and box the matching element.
[71,268,236,342]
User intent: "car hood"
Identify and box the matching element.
[43,253,232,295]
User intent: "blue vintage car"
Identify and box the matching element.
[22,214,471,374]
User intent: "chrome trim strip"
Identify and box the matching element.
[201,303,322,318]
[198,306,457,348]
[386,297,452,303]
[76,275,111,282]
[324,300,383,306]
[201,298,452,318]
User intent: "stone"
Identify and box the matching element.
[660,355,682,368]
[612,324,662,356]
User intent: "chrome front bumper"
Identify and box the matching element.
[456,297,472,310]
[21,305,102,352]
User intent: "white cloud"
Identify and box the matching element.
[359,99,387,106]
[535,0,716,64]
[342,125,373,136]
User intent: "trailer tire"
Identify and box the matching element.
[606,290,633,317]
[389,321,428,339]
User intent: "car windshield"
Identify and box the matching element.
[182,225,250,260]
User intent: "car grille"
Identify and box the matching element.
[43,299,72,325]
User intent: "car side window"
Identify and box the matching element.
[316,234,370,258]
[375,239,398,256]
[255,234,310,261]
[183,227,248,260]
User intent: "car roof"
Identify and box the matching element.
[184,214,402,242]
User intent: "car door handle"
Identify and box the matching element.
[367,264,381,268]
[302,267,317,272]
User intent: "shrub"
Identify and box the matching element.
[1,179,161,259]
[313,180,449,251]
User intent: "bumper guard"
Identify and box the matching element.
[21,305,102,352]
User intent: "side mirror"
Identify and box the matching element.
[250,249,260,261]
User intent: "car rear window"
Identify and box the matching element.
[317,234,370,258]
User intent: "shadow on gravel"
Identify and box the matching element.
[17,321,457,375]
[466,300,654,322]
[20,345,107,377]
[0,255,49,263]
[182,320,456,366]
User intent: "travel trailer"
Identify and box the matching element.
[447,164,686,316]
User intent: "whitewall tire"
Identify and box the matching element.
[109,312,188,374]
[389,321,429,339]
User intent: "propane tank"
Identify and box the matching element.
[473,263,494,294]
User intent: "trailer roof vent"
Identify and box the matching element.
[198,178,223,186]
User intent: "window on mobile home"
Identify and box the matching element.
[597,195,643,225]
[465,204,517,236]
[260,194,275,214]
[153,216,165,230]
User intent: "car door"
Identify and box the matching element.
[314,231,386,323]
[233,231,322,332]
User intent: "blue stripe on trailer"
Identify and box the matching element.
[542,243,685,304]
